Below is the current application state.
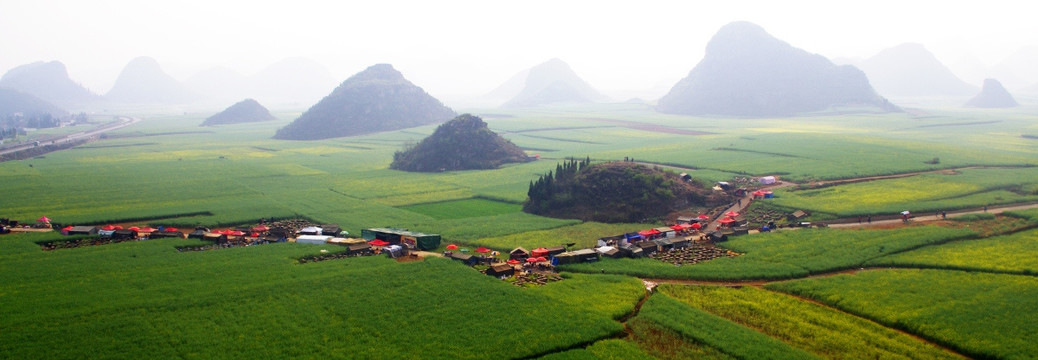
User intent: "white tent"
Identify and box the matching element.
[296,235,331,245]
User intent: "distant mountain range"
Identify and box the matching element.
[0,61,100,109]
[200,98,276,126]
[273,64,456,140]
[105,57,198,104]
[657,21,900,117]
[856,43,977,98]
[0,88,68,117]
[487,58,609,108]
[965,79,1018,108]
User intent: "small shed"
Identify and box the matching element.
[654,226,677,238]
[449,252,478,266]
[789,210,809,220]
[346,243,372,256]
[298,226,323,236]
[759,176,777,185]
[554,249,600,264]
[654,238,675,251]
[203,232,228,244]
[676,216,696,224]
[595,246,622,258]
[546,246,566,257]
[67,226,99,235]
[509,247,530,260]
[707,231,728,242]
[485,264,515,278]
[321,224,343,236]
[149,231,185,239]
[636,241,658,256]
[111,229,139,240]
[98,229,116,238]
[671,237,691,249]
[384,245,407,258]
[187,229,207,239]
[296,235,331,245]
[362,228,441,250]
[618,244,644,258]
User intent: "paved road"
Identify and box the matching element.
[829,202,1038,228]
[0,116,139,157]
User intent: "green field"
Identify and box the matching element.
[658,284,962,359]
[766,269,1038,359]
[4,103,1038,358]
[867,228,1038,275]
[0,232,638,359]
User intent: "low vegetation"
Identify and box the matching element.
[867,228,1038,275]
[659,284,963,359]
[767,269,1038,359]
[390,114,531,172]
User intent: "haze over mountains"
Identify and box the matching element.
[0,61,100,108]
[273,64,456,140]
[855,43,978,99]
[186,57,338,107]
[105,57,198,105]
[657,21,900,117]
[965,79,1019,108]
[485,58,609,108]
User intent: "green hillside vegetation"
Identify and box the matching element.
[273,64,456,140]
[200,98,276,126]
[524,159,720,223]
[390,114,531,172]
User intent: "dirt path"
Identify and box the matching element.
[828,202,1038,229]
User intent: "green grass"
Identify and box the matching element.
[399,197,521,220]
[868,228,1038,275]
[766,167,1038,218]
[0,233,633,359]
[766,269,1038,360]
[635,293,819,359]
[561,226,975,280]
[659,284,962,359]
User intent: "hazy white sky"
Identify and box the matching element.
[2,0,1036,100]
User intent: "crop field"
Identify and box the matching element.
[867,228,1038,275]
[634,293,818,359]
[560,226,975,280]
[766,269,1038,359]
[658,284,962,359]
[766,167,1038,218]
[0,232,640,359]
[4,103,1038,358]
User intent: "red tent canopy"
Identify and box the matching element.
[691,222,703,229]
[536,257,547,262]
[753,190,766,196]
[725,211,740,218]
[446,244,459,250]
[506,259,520,265]
[475,247,491,253]
[531,247,550,257]
[369,239,390,247]
[114,225,124,230]
[250,232,260,237]
[719,217,737,224]
[670,225,684,231]
[128,226,141,231]
[251,224,270,232]
[37,216,51,223]
[228,230,245,236]
[526,257,539,263]
[140,227,158,233]
[697,214,710,219]
[165,227,178,232]
[62,225,74,231]
[102,225,116,231]
[678,223,694,229]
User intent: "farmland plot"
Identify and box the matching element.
[766,269,1038,359]
[867,228,1038,275]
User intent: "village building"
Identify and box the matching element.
[361,228,441,250]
